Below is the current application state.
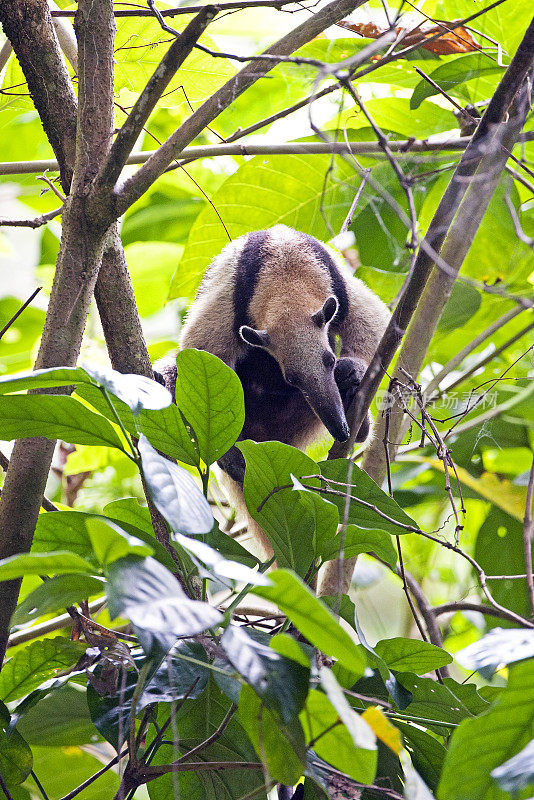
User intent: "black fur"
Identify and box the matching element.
[233,230,269,336]
[301,233,349,325]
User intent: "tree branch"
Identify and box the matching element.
[331,17,534,461]
[0,0,116,668]
[95,5,219,195]
[0,206,63,228]
[4,134,534,176]
[111,0,369,218]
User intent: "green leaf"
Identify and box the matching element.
[239,683,306,785]
[457,628,534,679]
[123,241,183,317]
[240,440,321,575]
[175,349,245,465]
[300,689,377,784]
[437,283,481,333]
[221,626,309,723]
[270,633,311,668]
[320,525,397,567]
[0,366,86,394]
[138,434,213,534]
[0,552,96,581]
[439,660,534,800]
[410,53,503,109]
[398,673,485,731]
[138,403,200,466]
[319,459,419,535]
[0,365,172,413]
[0,701,32,787]
[395,720,446,792]
[82,364,172,412]
[170,152,360,300]
[0,638,86,703]
[0,395,124,448]
[253,570,366,675]
[106,556,222,655]
[374,638,453,674]
[11,574,105,626]
[14,684,100,747]
[33,509,176,571]
[491,738,534,795]
[86,517,153,566]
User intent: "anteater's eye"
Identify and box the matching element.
[285,372,298,386]
[323,351,336,370]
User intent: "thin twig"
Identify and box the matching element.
[0,206,63,229]
[36,172,66,201]
[58,750,129,800]
[0,287,42,340]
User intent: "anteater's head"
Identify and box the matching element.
[239,295,350,443]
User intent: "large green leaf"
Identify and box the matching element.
[86,517,153,566]
[0,701,32,787]
[106,556,222,655]
[0,365,172,412]
[169,152,360,300]
[374,638,453,674]
[32,509,176,571]
[300,689,377,784]
[438,660,534,800]
[11,574,105,626]
[0,394,124,448]
[253,570,366,675]
[0,638,86,703]
[138,434,213,535]
[240,440,322,575]
[0,552,96,581]
[221,626,309,723]
[319,525,397,567]
[137,402,200,466]
[13,685,99,747]
[175,349,245,466]
[239,683,306,785]
[410,53,503,108]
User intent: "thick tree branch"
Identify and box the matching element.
[0,0,116,668]
[319,17,534,597]
[111,0,369,218]
[95,5,219,195]
[330,16,534,461]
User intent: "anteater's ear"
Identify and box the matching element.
[239,325,271,349]
[312,295,338,327]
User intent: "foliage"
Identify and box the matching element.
[0,0,533,799]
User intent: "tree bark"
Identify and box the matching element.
[0,0,116,666]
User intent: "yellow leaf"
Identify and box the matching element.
[361,707,402,755]
[401,456,526,521]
